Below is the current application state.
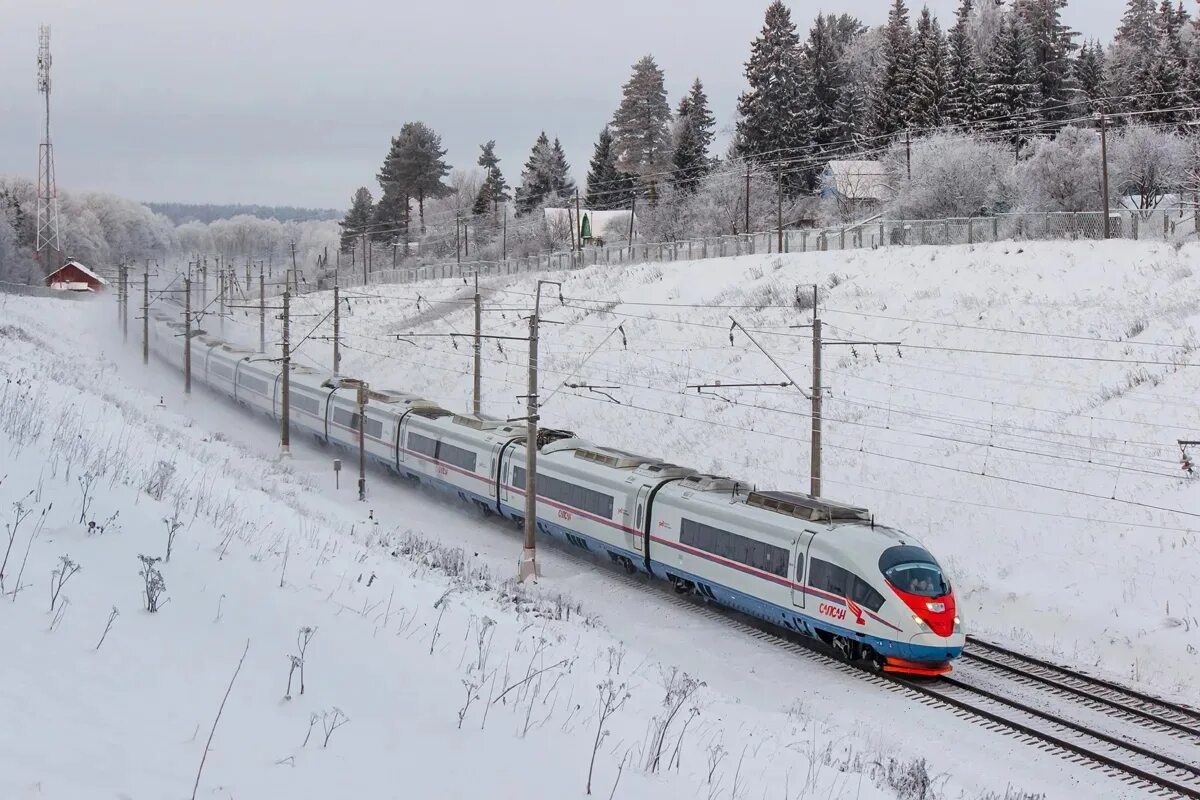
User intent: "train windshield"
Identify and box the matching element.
[879,545,950,598]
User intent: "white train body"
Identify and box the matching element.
[146,307,963,674]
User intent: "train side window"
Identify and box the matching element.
[680,518,789,578]
[795,557,804,584]
[636,503,643,526]
[850,576,885,613]
[511,466,526,489]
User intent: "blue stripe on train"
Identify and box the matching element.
[341,446,962,667]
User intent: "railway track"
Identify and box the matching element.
[556,548,1200,797]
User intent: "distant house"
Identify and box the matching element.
[544,208,636,245]
[46,261,109,293]
[820,160,891,217]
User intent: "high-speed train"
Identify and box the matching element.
[147,305,963,675]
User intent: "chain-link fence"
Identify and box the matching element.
[248,206,1200,298]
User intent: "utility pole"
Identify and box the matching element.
[289,240,298,293]
[456,214,462,265]
[810,285,822,498]
[218,268,226,333]
[142,262,149,365]
[1097,110,1111,239]
[120,264,129,343]
[464,216,469,258]
[184,275,192,395]
[502,203,508,261]
[905,128,912,181]
[777,167,784,253]
[628,196,636,248]
[332,285,341,375]
[361,232,368,286]
[790,284,900,498]
[357,381,368,501]
[575,189,583,252]
[744,162,751,234]
[518,279,562,583]
[280,290,291,457]
[472,270,482,415]
[258,265,266,353]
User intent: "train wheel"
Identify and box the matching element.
[831,636,863,663]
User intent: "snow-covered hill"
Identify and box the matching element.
[259,240,1200,699]
[1,237,1195,798]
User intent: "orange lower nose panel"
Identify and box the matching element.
[882,657,952,677]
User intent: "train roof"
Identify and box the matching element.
[746,490,870,523]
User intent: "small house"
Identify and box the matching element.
[46,261,109,293]
[820,161,891,217]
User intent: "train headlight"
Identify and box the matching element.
[953,616,962,633]
[911,614,930,631]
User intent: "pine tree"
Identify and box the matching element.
[586,127,635,210]
[610,55,672,192]
[946,0,984,127]
[803,14,843,151]
[909,7,950,130]
[671,78,716,192]
[1109,0,1162,111]
[1015,0,1081,122]
[339,187,373,252]
[981,15,1042,139]
[515,133,574,215]
[376,122,450,233]
[371,190,409,245]
[833,80,868,151]
[515,132,554,216]
[874,0,916,137]
[1074,41,1108,113]
[476,140,510,212]
[472,179,495,217]
[736,0,809,191]
[550,138,576,197]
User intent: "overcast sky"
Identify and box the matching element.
[0,0,1126,210]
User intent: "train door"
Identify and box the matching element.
[486,440,506,500]
[791,530,816,609]
[631,484,652,554]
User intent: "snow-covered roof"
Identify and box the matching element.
[544,208,636,238]
[822,160,891,202]
[48,260,110,285]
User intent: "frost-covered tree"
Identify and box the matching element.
[515,133,574,215]
[339,187,373,252]
[611,55,672,190]
[909,7,951,130]
[886,132,1014,217]
[833,79,869,150]
[670,78,716,192]
[475,140,510,214]
[1015,0,1081,122]
[1108,0,1162,112]
[981,15,1042,137]
[586,127,635,210]
[1014,125,1106,211]
[946,0,985,127]
[1111,123,1187,210]
[376,122,451,233]
[1074,41,1108,113]
[873,0,915,136]
[371,191,409,245]
[737,1,809,189]
[803,14,844,153]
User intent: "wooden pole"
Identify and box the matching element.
[810,284,822,497]
[280,290,291,456]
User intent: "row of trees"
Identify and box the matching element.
[0,176,338,284]
[735,0,1200,192]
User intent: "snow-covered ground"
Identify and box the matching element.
[0,239,1194,799]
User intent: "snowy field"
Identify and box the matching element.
[0,240,1195,799]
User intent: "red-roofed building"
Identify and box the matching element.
[46,261,109,293]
